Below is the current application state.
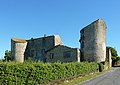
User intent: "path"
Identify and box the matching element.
[77,67,120,85]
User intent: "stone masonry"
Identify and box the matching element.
[11,35,80,62]
[24,35,64,62]
[11,18,111,65]
[46,45,80,62]
[106,47,112,67]
[11,38,27,62]
[80,19,106,63]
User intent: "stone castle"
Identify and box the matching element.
[80,19,106,63]
[11,18,112,66]
[11,35,80,62]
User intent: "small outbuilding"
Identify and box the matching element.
[46,45,80,62]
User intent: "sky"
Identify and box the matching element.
[0,0,120,59]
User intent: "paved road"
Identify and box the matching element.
[77,67,120,85]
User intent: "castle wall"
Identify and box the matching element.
[54,35,64,46]
[24,35,64,62]
[80,19,106,63]
[11,39,27,62]
[76,48,80,62]
[106,47,112,67]
[46,45,80,62]
[25,36,54,61]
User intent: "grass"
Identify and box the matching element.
[58,69,111,85]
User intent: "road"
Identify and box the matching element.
[77,67,120,85]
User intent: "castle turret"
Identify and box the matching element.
[11,38,27,62]
[80,19,106,63]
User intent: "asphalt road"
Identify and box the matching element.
[77,67,120,85]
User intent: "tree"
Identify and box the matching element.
[108,47,118,57]
[4,50,11,61]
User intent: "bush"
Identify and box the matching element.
[0,62,98,84]
[98,63,104,72]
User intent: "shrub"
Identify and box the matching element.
[0,62,98,84]
[98,63,104,72]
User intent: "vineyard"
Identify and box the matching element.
[0,61,99,85]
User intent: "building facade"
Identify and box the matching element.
[11,18,111,65]
[11,38,27,62]
[11,35,80,62]
[46,45,80,62]
[80,19,106,63]
[24,35,64,62]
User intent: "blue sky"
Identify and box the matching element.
[0,0,120,59]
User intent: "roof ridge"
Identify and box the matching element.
[11,38,27,43]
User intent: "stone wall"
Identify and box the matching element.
[25,36,54,61]
[80,19,106,63]
[54,35,64,46]
[11,38,27,62]
[76,48,80,62]
[106,47,112,67]
[24,35,64,62]
[46,45,80,62]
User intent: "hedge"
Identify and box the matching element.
[0,62,98,84]
[98,63,104,72]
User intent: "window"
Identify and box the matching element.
[63,51,71,58]
[50,53,54,59]
[42,49,45,55]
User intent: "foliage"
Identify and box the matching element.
[98,63,104,72]
[25,57,33,63]
[113,56,120,65]
[0,62,98,84]
[0,59,3,62]
[107,47,119,66]
[108,47,118,57]
[4,50,11,61]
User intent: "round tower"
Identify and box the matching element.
[11,38,27,62]
[80,19,106,63]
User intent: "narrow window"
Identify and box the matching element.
[42,49,45,55]
[50,53,54,59]
[31,50,34,57]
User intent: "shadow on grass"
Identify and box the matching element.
[112,65,120,67]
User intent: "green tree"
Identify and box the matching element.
[4,50,11,61]
[108,47,118,57]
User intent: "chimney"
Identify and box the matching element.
[44,34,47,37]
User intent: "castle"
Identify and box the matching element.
[80,19,106,63]
[11,18,112,66]
[11,35,80,62]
